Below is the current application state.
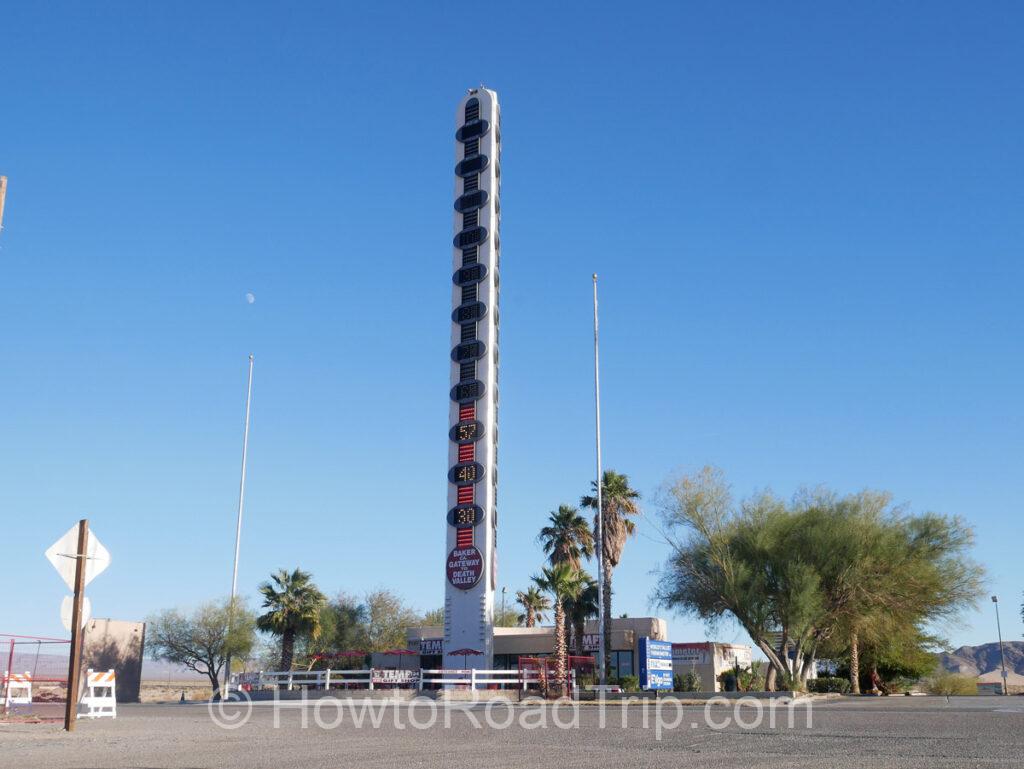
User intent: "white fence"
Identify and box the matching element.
[251,669,374,690]
[418,669,532,690]
[232,668,568,692]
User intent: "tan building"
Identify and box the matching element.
[976,668,1024,695]
[401,617,669,679]
[82,619,146,702]
[671,642,754,692]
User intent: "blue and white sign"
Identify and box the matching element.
[638,637,673,690]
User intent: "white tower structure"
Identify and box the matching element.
[444,88,501,671]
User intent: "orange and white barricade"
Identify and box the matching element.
[3,671,33,706]
[80,668,116,718]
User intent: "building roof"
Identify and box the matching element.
[976,668,1024,685]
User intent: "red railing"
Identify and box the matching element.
[1,633,72,721]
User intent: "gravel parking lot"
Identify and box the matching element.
[2,696,1023,769]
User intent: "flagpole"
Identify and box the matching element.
[592,274,606,686]
[225,353,254,696]
[231,353,254,599]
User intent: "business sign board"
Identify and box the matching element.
[446,546,483,588]
[420,639,443,655]
[237,672,262,687]
[719,643,752,669]
[672,642,710,666]
[372,669,419,686]
[638,637,673,690]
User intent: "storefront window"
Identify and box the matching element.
[610,651,634,679]
[493,654,518,670]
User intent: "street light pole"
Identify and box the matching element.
[992,596,1008,696]
[225,353,254,697]
[592,274,606,686]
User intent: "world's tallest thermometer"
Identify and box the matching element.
[444,88,501,671]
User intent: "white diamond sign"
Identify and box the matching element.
[45,524,111,591]
[60,595,92,631]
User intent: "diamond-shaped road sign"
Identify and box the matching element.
[45,523,111,591]
[60,595,92,631]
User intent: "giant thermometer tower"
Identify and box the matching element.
[444,88,501,670]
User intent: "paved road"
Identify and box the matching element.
[2,696,1023,768]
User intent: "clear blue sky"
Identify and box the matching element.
[1,2,1021,651]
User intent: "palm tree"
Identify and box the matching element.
[515,587,550,628]
[256,568,327,671]
[533,564,586,694]
[563,570,599,657]
[537,504,595,570]
[581,469,640,679]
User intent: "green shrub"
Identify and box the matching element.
[717,671,737,691]
[738,661,766,692]
[777,671,803,692]
[576,673,595,689]
[924,672,976,696]
[807,677,851,694]
[885,676,920,695]
[616,675,640,692]
[674,670,702,692]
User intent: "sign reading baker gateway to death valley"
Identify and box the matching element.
[446,546,483,589]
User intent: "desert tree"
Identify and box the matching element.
[147,599,255,699]
[654,466,983,690]
[300,593,369,669]
[361,589,422,652]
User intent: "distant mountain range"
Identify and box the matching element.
[938,642,1024,677]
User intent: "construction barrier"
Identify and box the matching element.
[3,672,32,706]
[80,668,116,719]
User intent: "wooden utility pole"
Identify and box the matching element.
[64,519,89,731]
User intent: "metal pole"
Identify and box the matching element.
[225,354,254,696]
[231,354,255,599]
[592,274,606,686]
[0,176,8,236]
[64,519,89,731]
[3,639,14,716]
[992,596,1008,696]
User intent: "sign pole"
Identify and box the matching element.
[992,596,1008,696]
[63,519,89,731]
[592,274,606,686]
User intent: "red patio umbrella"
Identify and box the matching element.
[447,648,483,668]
